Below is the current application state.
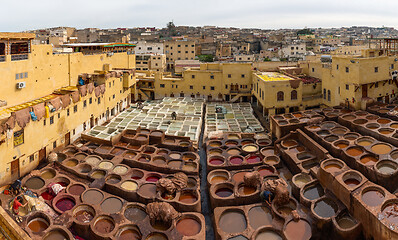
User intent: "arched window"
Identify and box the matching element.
[291,90,297,100]
[328,90,331,101]
[277,91,284,101]
[323,88,326,99]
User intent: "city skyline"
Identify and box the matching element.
[3,0,398,31]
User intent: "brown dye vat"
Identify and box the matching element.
[151,220,171,231]
[94,217,115,234]
[209,149,223,156]
[379,128,394,135]
[346,147,363,156]
[98,161,113,170]
[43,229,70,240]
[118,228,141,240]
[131,170,144,180]
[324,163,342,172]
[41,170,56,179]
[376,161,398,174]
[233,171,250,183]
[361,189,385,207]
[289,146,306,154]
[78,164,92,173]
[146,233,168,239]
[377,118,391,124]
[293,113,303,118]
[256,230,283,240]
[391,123,398,129]
[238,185,256,195]
[64,159,78,167]
[85,156,101,165]
[170,153,181,159]
[284,219,312,240]
[219,210,247,234]
[334,142,348,149]
[101,197,123,214]
[179,192,198,204]
[82,189,104,205]
[209,141,221,147]
[293,174,311,188]
[161,192,176,200]
[128,145,141,150]
[138,184,157,198]
[187,178,196,188]
[332,128,347,135]
[176,218,201,236]
[75,210,94,223]
[182,153,196,161]
[343,115,355,120]
[313,198,338,218]
[381,202,398,225]
[371,143,392,155]
[96,145,112,154]
[210,174,229,184]
[303,184,324,200]
[248,206,272,229]
[277,206,294,218]
[258,167,275,177]
[124,152,137,160]
[183,163,196,171]
[124,205,147,222]
[28,218,49,233]
[337,215,356,229]
[366,123,380,130]
[111,147,125,155]
[353,119,367,125]
[25,177,45,189]
[91,170,106,179]
[360,155,378,166]
[137,155,150,162]
[325,135,339,142]
[357,138,373,146]
[136,135,147,141]
[228,133,240,139]
[265,156,279,165]
[282,139,298,148]
[344,178,360,187]
[227,148,241,155]
[168,160,182,168]
[344,133,359,140]
[215,188,233,198]
[309,125,320,130]
[157,149,169,155]
[225,140,238,147]
[68,184,85,196]
[261,148,276,156]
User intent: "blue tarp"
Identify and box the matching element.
[29,111,37,121]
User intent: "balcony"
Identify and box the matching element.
[11,54,28,61]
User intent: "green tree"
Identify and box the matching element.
[198,55,214,62]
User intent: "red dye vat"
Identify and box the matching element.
[41,191,54,201]
[247,155,261,164]
[146,176,160,183]
[55,198,75,212]
[209,158,224,165]
[258,167,274,177]
[230,157,243,165]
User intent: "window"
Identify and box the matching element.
[113,94,115,99]
[375,67,379,73]
[210,75,214,79]
[67,109,70,116]
[16,74,19,80]
[241,74,245,78]
[323,89,326,99]
[98,97,101,104]
[337,65,339,70]
[277,91,284,101]
[29,155,34,163]
[203,86,206,90]
[312,68,315,72]
[211,86,215,90]
[228,74,232,78]
[346,84,349,90]
[327,90,331,101]
[50,116,54,124]
[24,72,28,78]
[89,97,92,104]
[191,45,194,47]
[392,64,394,69]
[58,113,60,119]
[192,75,195,79]
[176,85,178,89]
[291,90,297,100]
[160,84,165,88]
[178,45,181,47]
[74,105,78,113]
[43,119,46,126]
[178,51,181,53]
[375,82,379,88]
[225,85,228,89]
[53,141,56,149]
[190,85,193,89]
[346,67,349,73]
[185,51,188,53]
[108,82,111,88]
[191,51,194,53]
[83,100,87,107]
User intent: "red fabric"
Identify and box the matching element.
[13,200,22,210]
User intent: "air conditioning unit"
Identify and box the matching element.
[16,82,26,89]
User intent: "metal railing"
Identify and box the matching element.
[11,54,28,61]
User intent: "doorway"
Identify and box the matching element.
[10,159,19,182]
[65,132,71,146]
[39,148,46,162]
[362,85,367,98]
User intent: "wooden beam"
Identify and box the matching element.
[369,83,375,89]
[355,86,360,92]
[383,80,388,86]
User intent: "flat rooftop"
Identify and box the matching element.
[256,72,295,81]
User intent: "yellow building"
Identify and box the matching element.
[252,71,321,116]
[164,39,195,69]
[301,50,398,110]
[0,33,136,186]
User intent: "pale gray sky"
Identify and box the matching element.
[3,0,398,31]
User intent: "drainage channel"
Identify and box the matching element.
[198,103,215,240]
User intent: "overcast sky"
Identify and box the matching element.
[3,0,398,31]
